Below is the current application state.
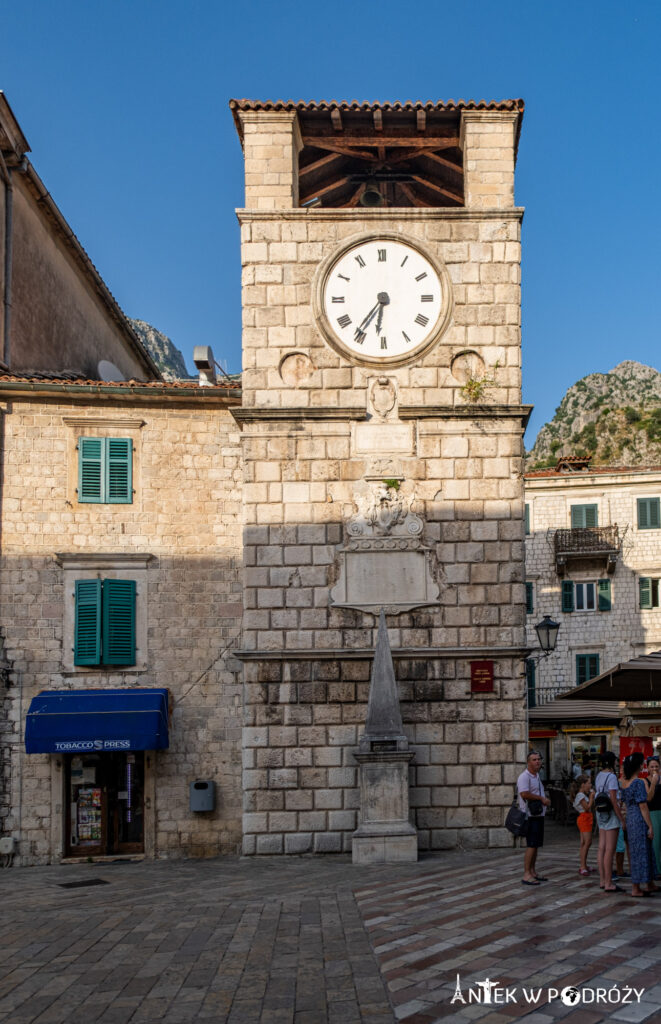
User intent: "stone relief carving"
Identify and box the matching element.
[369,377,397,420]
[279,351,314,386]
[330,479,439,614]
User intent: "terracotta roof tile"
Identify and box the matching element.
[526,465,661,478]
[230,98,524,113]
[0,372,241,391]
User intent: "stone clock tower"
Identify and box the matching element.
[230,98,529,855]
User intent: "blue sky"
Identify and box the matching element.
[2,0,659,444]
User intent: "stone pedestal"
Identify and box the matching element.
[352,751,417,864]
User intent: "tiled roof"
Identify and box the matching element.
[0,372,240,392]
[230,98,524,113]
[526,465,661,478]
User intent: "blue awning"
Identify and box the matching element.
[25,688,169,754]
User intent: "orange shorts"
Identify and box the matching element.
[577,812,593,833]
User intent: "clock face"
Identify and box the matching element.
[319,237,447,365]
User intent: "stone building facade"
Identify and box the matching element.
[0,382,244,863]
[1,95,533,864]
[524,462,661,779]
[232,100,530,854]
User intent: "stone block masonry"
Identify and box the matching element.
[0,396,244,864]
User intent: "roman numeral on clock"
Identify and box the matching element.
[402,331,411,343]
[415,272,427,282]
[355,254,366,268]
[421,295,434,302]
[400,255,409,267]
[331,296,345,303]
[378,249,387,262]
[414,314,429,327]
[337,274,350,281]
[337,315,351,328]
[354,329,366,344]
[380,337,387,350]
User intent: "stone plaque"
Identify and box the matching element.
[353,422,414,456]
[331,544,439,613]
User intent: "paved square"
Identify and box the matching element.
[1,830,660,1023]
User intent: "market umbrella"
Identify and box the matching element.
[558,651,661,702]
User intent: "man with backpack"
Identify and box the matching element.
[517,750,552,886]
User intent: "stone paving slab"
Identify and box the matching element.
[1,831,661,1023]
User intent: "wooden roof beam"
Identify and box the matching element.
[299,152,344,177]
[425,151,463,175]
[410,174,463,203]
[303,135,460,149]
[303,141,377,161]
[300,175,352,204]
[398,181,434,207]
[340,184,365,208]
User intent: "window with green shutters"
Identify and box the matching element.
[524,503,530,535]
[78,437,132,503]
[525,581,534,614]
[562,579,611,612]
[570,504,598,528]
[637,497,661,530]
[576,653,600,686]
[74,579,136,666]
[639,577,661,609]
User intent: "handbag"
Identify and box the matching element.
[527,799,544,818]
[505,800,528,837]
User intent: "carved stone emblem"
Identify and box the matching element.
[370,377,397,420]
[346,481,423,538]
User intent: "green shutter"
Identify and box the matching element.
[562,580,575,612]
[524,503,530,535]
[576,654,587,685]
[74,579,102,665]
[597,579,611,611]
[525,581,534,614]
[102,579,136,665]
[106,438,133,504]
[640,577,653,610]
[526,660,536,708]
[571,504,598,528]
[78,437,104,502]
[588,654,600,679]
[638,498,661,530]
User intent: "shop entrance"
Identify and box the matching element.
[65,751,144,856]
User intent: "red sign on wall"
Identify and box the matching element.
[620,736,654,763]
[470,660,494,693]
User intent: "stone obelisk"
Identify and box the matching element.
[352,610,417,864]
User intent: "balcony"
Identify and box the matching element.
[527,685,570,709]
[554,525,621,576]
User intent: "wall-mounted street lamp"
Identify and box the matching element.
[534,615,560,658]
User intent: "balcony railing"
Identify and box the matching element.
[527,685,570,709]
[554,525,621,575]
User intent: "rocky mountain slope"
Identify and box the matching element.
[130,319,192,381]
[526,361,661,469]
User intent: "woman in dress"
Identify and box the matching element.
[594,751,626,893]
[621,752,658,898]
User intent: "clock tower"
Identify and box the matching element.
[231,98,529,855]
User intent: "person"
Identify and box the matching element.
[570,774,594,875]
[571,758,582,781]
[582,757,592,780]
[621,752,658,898]
[646,755,661,877]
[517,750,552,886]
[594,752,626,893]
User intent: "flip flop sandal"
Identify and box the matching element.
[521,879,541,886]
[534,876,549,881]
[604,885,625,893]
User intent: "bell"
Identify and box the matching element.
[359,187,385,207]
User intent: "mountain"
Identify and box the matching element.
[526,361,661,469]
[130,319,193,381]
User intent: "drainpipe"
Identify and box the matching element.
[0,150,13,368]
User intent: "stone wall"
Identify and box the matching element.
[0,395,244,864]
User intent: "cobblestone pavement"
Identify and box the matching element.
[1,829,661,1024]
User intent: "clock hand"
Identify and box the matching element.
[375,292,390,334]
[355,301,380,338]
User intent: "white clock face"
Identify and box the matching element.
[320,238,446,365]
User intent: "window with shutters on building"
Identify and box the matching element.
[78,437,133,503]
[561,579,611,612]
[576,653,600,686]
[74,579,136,666]
[570,504,599,528]
[639,577,661,609]
[525,581,534,614]
[637,498,661,530]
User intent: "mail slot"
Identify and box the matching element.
[189,779,215,812]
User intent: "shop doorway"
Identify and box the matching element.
[65,751,144,856]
